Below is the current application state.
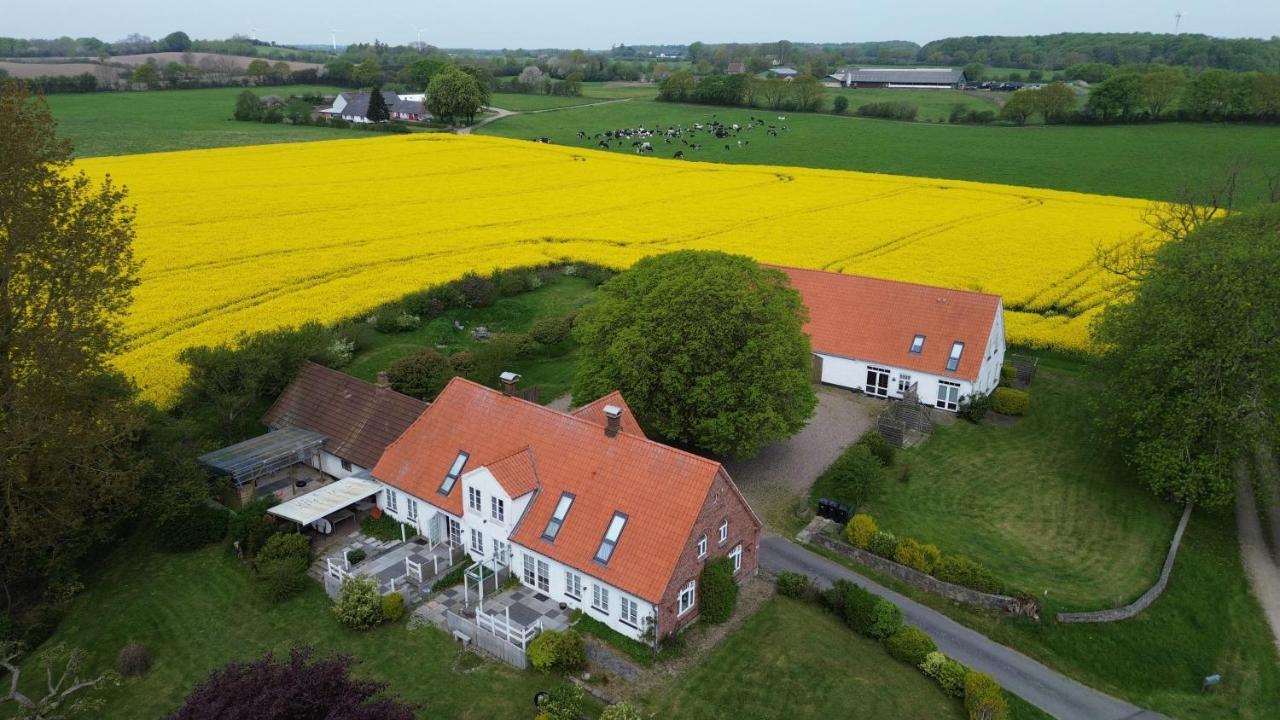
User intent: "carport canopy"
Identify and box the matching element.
[267,477,383,527]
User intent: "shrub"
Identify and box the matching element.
[530,316,573,346]
[999,363,1018,387]
[386,348,454,400]
[229,497,280,556]
[868,598,905,639]
[154,503,228,552]
[117,641,151,676]
[347,548,367,565]
[934,555,1005,594]
[832,95,849,114]
[492,332,536,359]
[541,684,585,720]
[528,630,561,671]
[920,651,968,698]
[334,321,379,352]
[868,530,898,559]
[332,576,383,630]
[600,703,644,720]
[448,350,476,375]
[884,625,937,666]
[815,444,883,510]
[895,537,942,573]
[857,431,895,466]
[458,272,497,308]
[258,532,310,566]
[699,557,738,624]
[965,671,1009,720]
[856,101,918,121]
[818,578,857,616]
[557,630,586,671]
[842,584,879,636]
[493,268,533,296]
[958,392,993,423]
[775,571,811,598]
[373,306,420,333]
[992,387,1030,416]
[258,558,309,602]
[381,592,406,622]
[845,513,878,549]
[404,284,466,317]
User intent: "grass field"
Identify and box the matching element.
[345,274,595,402]
[74,134,1150,403]
[643,596,967,720]
[479,98,1280,205]
[12,541,582,720]
[488,92,617,111]
[826,86,1002,121]
[46,85,369,156]
[855,358,1180,609]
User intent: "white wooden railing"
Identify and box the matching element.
[476,607,543,650]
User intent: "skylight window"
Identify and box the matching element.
[910,335,926,354]
[542,492,575,542]
[946,342,964,372]
[439,451,469,495]
[594,512,628,565]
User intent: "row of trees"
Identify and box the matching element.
[919,33,1280,73]
[1085,69,1280,121]
[658,71,826,112]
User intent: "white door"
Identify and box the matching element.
[936,381,960,411]
[865,366,890,397]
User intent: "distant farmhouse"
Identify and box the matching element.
[765,66,799,79]
[726,62,747,74]
[827,67,965,89]
[776,266,1005,412]
[320,90,430,123]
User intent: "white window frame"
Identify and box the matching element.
[536,559,550,592]
[730,544,742,573]
[936,380,961,412]
[491,496,505,523]
[565,570,583,600]
[697,534,707,559]
[718,520,728,545]
[910,334,926,354]
[340,458,352,472]
[407,498,418,522]
[620,596,639,628]
[897,373,913,395]
[592,584,610,614]
[440,451,468,495]
[468,486,482,513]
[677,580,696,616]
[491,538,508,565]
[385,489,398,512]
[523,554,536,586]
[470,528,484,555]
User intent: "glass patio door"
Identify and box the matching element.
[447,517,462,547]
[936,381,960,411]
[865,366,890,397]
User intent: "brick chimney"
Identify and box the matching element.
[376,371,390,389]
[499,371,522,397]
[603,404,623,437]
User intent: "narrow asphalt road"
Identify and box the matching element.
[760,536,1167,720]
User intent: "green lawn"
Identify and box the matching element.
[642,596,968,720]
[489,92,616,111]
[345,274,597,403]
[478,98,1280,205]
[12,541,579,720]
[862,359,1180,609]
[47,85,373,157]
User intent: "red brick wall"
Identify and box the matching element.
[654,468,761,638]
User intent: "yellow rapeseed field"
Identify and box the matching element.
[76,133,1152,404]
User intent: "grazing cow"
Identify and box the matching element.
[576,131,585,138]
[674,150,684,159]
[640,142,653,152]
[724,144,731,150]
[598,141,610,149]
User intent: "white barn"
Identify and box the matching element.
[775,266,1005,411]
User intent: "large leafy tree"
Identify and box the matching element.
[1092,205,1280,507]
[164,647,415,720]
[426,66,485,125]
[573,251,816,458]
[0,82,144,627]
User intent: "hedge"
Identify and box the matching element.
[964,671,1009,720]
[999,363,1018,387]
[775,571,811,599]
[857,431,896,466]
[868,530,898,559]
[868,599,905,639]
[699,557,738,624]
[921,651,968,698]
[894,537,942,574]
[992,387,1031,416]
[815,443,884,510]
[884,625,937,666]
[934,555,1005,595]
[846,513,878,549]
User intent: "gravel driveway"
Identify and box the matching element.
[726,385,876,528]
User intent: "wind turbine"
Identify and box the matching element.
[1174,11,1184,32]
[251,27,262,41]
[330,29,342,51]
[416,28,427,50]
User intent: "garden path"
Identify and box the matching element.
[1235,453,1280,653]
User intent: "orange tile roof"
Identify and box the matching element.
[772,265,1002,382]
[570,391,647,438]
[486,447,541,498]
[372,378,724,603]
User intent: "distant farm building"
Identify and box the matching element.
[828,67,964,89]
[320,91,430,123]
[766,66,799,79]
[726,62,747,74]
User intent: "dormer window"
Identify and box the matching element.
[946,342,964,372]
[594,512,628,564]
[439,451,468,495]
[910,335,926,354]
[542,492,575,542]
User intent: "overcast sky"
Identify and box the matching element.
[7,1,1277,49]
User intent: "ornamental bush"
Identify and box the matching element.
[600,703,644,720]
[964,671,1009,720]
[992,387,1031,416]
[857,431,895,466]
[868,530,898,559]
[884,626,937,666]
[841,583,879,636]
[257,532,310,567]
[527,631,561,671]
[832,95,849,114]
[117,641,151,676]
[776,571,811,598]
[934,555,1005,594]
[818,579,857,616]
[530,316,573,346]
[557,630,586,671]
[381,592,406,623]
[458,272,498,308]
[958,392,993,423]
[868,598,904,639]
[332,576,383,630]
[999,363,1018,387]
[258,558,309,602]
[846,513,878,549]
[386,348,454,401]
[699,557,738,624]
[895,537,942,574]
[155,502,228,552]
[920,651,968,698]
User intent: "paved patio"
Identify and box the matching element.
[414,580,572,635]
[312,534,463,605]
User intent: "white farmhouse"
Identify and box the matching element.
[775,265,1005,411]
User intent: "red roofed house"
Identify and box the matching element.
[371,375,761,641]
[775,266,1006,412]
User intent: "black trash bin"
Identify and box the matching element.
[817,497,852,525]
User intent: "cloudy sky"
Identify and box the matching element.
[6,0,1276,49]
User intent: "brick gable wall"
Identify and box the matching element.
[654,468,761,638]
